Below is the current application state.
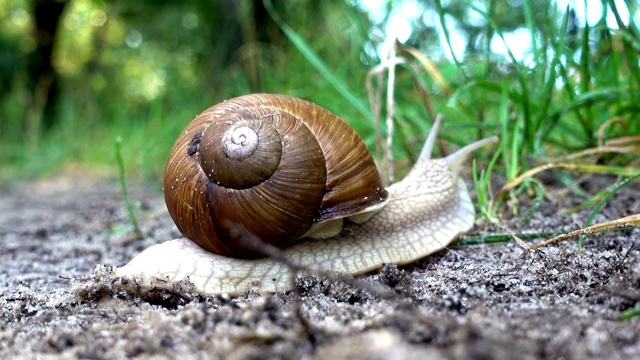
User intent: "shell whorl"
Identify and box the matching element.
[163,94,388,259]
[199,113,283,189]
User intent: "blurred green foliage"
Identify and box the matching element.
[0,0,638,190]
[0,0,384,180]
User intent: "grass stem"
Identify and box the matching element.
[115,136,143,241]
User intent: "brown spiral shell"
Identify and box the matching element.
[163,94,388,258]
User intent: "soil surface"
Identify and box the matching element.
[1,173,639,359]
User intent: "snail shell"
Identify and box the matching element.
[163,94,388,258]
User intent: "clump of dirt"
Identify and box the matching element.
[1,175,638,359]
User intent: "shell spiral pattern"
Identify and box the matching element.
[163,94,388,258]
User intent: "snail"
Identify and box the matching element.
[114,94,497,296]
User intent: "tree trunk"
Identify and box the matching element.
[26,0,68,133]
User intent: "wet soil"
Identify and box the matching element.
[1,174,639,359]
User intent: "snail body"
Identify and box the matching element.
[115,94,497,296]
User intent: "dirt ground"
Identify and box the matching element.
[1,173,639,359]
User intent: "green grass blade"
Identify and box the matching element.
[578,172,640,247]
[263,0,371,119]
[434,0,462,67]
[115,136,143,240]
[458,231,563,245]
[523,0,539,62]
[619,307,640,321]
